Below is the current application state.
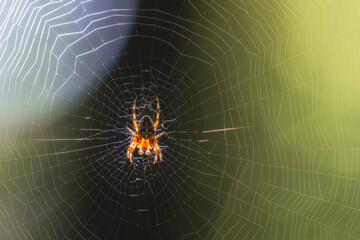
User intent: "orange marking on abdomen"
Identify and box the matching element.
[136,139,154,150]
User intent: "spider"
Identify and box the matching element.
[127,97,164,164]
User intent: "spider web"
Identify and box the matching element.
[1,0,360,239]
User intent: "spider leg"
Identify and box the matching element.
[155,132,165,139]
[133,99,138,132]
[154,149,158,164]
[158,145,163,162]
[127,127,136,136]
[153,141,162,164]
[127,137,137,163]
[154,97,160,130]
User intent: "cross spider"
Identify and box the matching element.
[127,98,164,164]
